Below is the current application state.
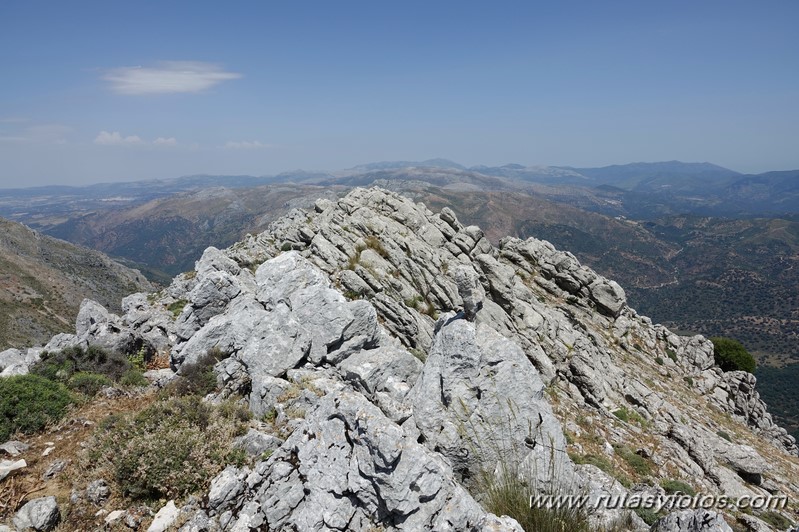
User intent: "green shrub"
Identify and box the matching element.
[655,356,664,366]
[710,337,756,373]
[717,430,732,442]
[660,479,696,496]
[665,349,678,362]
[83,396,248,500]
[683,376,694,387]
[167,299,188,318]
[119,369,148,387]
[32,345,131,383]
[0,375,74,441]
[280,242,292,252]
[569,453,632,488]
[614,445,652,477]
[634,507,661,526]
[67,372,112,396]
[167,348,229,397]
[758,511,792,530]
[613,408,629,422]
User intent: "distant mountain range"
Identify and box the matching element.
[0,158,797,435]
[3,160,795,219]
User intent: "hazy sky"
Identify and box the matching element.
[1,1,798,187]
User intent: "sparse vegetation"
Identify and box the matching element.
[32,345,132,385]
[165,348,229,397]
[711,336,756,373]
[660,479,696,496]
[0,374,74,441]
[81,395,249,500]
[665,348,678,362]
[614,445,652,477]
[167,299,189,318]
[757,511,792,530]
[364,235,389,258]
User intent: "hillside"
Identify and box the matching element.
[2,188,796,531]
[0,218,152,349]
[43,184,343,280]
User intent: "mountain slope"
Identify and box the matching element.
[3,188,797,531]
[0,218,152,349]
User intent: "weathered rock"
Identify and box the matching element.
[12,496,60,531]
[0,458,26,481]
[455,265,483,321]
[651,509,733,532]
[207,466,249,514]
[147,500,180,532]
[75,299,112,337]
[86,479,111,505]
[713,443,769,484]
[338,344,421,422]
[0,349,25,372]
[0,440,29,456]
[222,390,515,531]
[408,313,574,494]
[588,278,626,318]
[233,429,283,458]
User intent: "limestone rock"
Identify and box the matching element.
[408,313,573,494]
[13,496,60,531]
[147,500,179,532]
[221,390,515,531]
[455,265,483,320]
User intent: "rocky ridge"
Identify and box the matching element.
[2,187,797,531]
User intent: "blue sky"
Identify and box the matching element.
[1,1,797,186]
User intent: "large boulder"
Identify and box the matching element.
[13,496,60,531]
[408,313,574,494]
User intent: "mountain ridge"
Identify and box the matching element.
[4,187,795,530]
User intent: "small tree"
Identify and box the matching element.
[710,337,756,374]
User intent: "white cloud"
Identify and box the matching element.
[103,61,241,95]
[154,136,177,146]
[223,140,272,149]
[94,131,144,145]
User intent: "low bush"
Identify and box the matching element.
[167,299,188,318]
[710,337,756,374]
[67,372,112,396]
[82,396,249,500]
[166,348,229,397]
[614,445,652,477]
[660,479,696,496]
[32,345,130,384]
[758,511,792,530]
[119,368,148,387]
[0,375,74,441]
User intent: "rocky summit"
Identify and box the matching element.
[2,187,798,531]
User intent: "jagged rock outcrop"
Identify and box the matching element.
[5,187,798,531]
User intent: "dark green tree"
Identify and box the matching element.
[710,337,756,374]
